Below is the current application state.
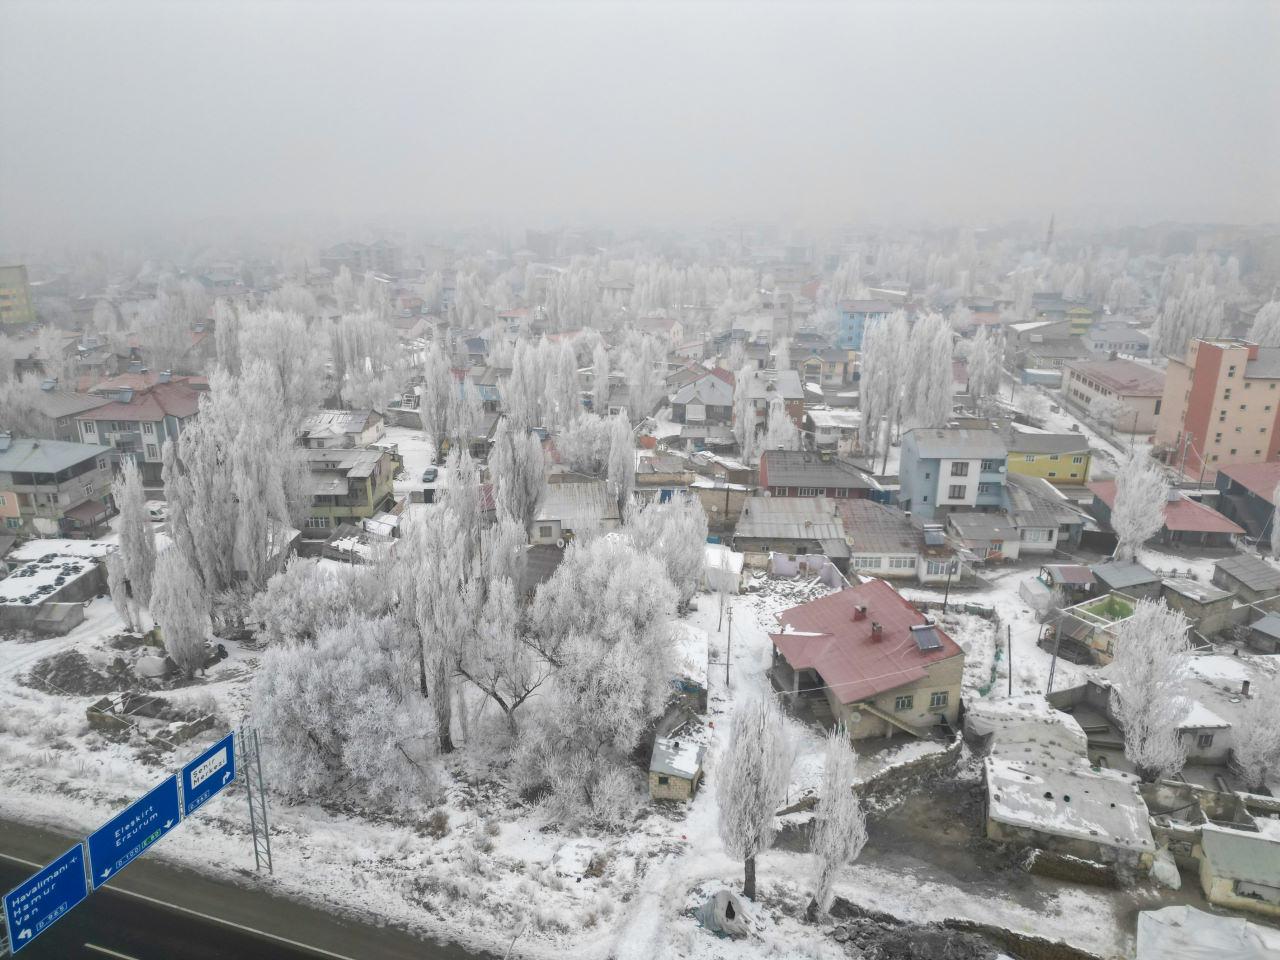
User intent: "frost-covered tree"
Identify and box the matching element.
[1248,301,1280,348]
[524,536,677,823]
[1231,680,1280,792]
[555,413,613,476]
[773,336,791,373]
[504,338,544,430]
[112,458,157,606]
[419,340,454,452]
[811,727,867,914]
[253,615,438,808]
[106,550,141,633]
[212,298,241,374]
[1110,599,1191,781]
[441,447,482,567]
[717,693,794,901]
[266,283,317,318]
[1272,482,1280,560]
[237,308,326,419]
[399,506,468,752]
[543,338,581,431]
[626,496,707,611]
[489,417,546,530]
[763,394,800,453]
[606,413,635,515]
[448,379,483,451]
[247,557,388,645]
[1088,394,1127,430]
[150,546,209,679]
[910,312,954,428]
[0,374,48,437]
[1111,453,1170,561]
[591,340,611,413]
[1152,280,1224,358]
[733,366,760,464]
[965,325,1003,408]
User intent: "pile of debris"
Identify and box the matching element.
[26,649,130,696]
[828,901,1001,960]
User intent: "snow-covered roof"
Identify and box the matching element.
[1178,700,1231,731]
[8,538,114,562]
[965,695,1087,763]
[1137,905,1280,960]
[985,755,1155,854]
[650,737,703,780]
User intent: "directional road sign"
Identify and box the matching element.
[181,732,236,816]
[3,844,89,954]
[87,775,181,890]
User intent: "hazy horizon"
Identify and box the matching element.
[2,0,1278,250]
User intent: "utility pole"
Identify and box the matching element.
[1006,624,1013,696]
[942,560,956,613]
[726,603,733,688]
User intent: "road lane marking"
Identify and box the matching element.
[0,851,360,960]
[85,944,142,960]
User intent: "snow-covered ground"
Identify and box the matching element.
[0,556,1151,959]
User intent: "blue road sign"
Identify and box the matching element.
[87,775,181,890]
[181,732,236,816]
[3,844,88,953]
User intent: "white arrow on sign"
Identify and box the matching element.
[100,868,111,880]
[222,771,231,785]
[163,820,173,828]
[17,929,31,940]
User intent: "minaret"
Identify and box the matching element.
[1043,213,1055,254]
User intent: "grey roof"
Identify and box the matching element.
[836,499,925,555]
[1091,560,1160,590]
[1244,347,1280,380]
[1161,578,1233,604]
[1001,425,1090,456]
[837,299,895,315]
[741,369,804,401]
[36,390,110,419]
[670,374,733,407]
[1213,553,1280,594]
[300,409,380,438]
[907,427,1007,461]
[1200,824,1280,886]
[1005,473,1087,529]
[761,451,872,490]
[304,447,384,480]
[0,438,110,474]
[947,512,1018,542]
[1249,613,1280,640]
[534,481,620,526]
[735,496,845,543]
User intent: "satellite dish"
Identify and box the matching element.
[847,711,861,724]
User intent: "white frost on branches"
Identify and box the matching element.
[717,693,794,901]
[1111,453,1170,561]
[763,394,800,453]
[811,727,867,913]
[1110,599,1191,781]
[150,545,210,678]
[606,413,635,515]
[112,457,156,606]
[490,417,546,529]
[1231,680,1280,791]
[1247,301,1280,348]
[626,496,708,611]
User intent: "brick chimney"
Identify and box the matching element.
[1242,679,1251,697]
[871,621,883,640]
[852,604,867,622]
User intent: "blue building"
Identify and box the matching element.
[836,299,894,351]
[898,427,1008,521]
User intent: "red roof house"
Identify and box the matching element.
[769,578,964,739]
[1087,480,1243,547]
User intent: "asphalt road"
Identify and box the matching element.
[0,820,497,960]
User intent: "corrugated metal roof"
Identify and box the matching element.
[0,438,110,474]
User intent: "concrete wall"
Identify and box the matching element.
[834,653,965,739]
[648,770,700,802]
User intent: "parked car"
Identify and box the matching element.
[145,501,168,522]
[422,467,438,483]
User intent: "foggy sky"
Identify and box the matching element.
[1,0,1277,247]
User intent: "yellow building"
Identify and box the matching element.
[0,265,36,327]
[1002,424,1091,484]
[1066,305,1094,337]
[303,447,396,536]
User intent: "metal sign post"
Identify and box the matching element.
[238,725,273,874]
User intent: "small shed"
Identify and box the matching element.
[1090,560,1162,601]
[1160,578,1237,637]
[1247,614,1280,654]
[1212,554,1280,604]
[649,737,705,802]
[1199,824,1280,918]
[1039,564,1096,603]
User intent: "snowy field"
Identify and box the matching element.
[0,540,1156,959]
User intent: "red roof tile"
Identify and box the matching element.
[1088,480,1244,535]
[1217,462,1280,501]
[81,382,204,423]
[769,579,963,704]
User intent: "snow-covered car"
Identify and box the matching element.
[145,501,168,522]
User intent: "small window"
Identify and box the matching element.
[142,422,155,436]
[145,444,159,460]
[1071,455,1084,464]
[538,525,553,538]
[1024,455,1035,462]
[948,485,965,499]
[1048,454,1059,461]
[1224,388,1232,399]
[951,462,969,477]
[1231,448,1237,455]
[1241,404,1247,411]
[924,472,931,480]
[1047,471,1057,477]
[0,494,5,506]
[922,495,929,503]
[1215,432,1223,442]
[929,691,949,709]
[1196,734,1214,749]
[305,516,329,529]
[5,518,20,529]
[894,695,914,712]
[657,775,670,786]
[1245,382,1252,389]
